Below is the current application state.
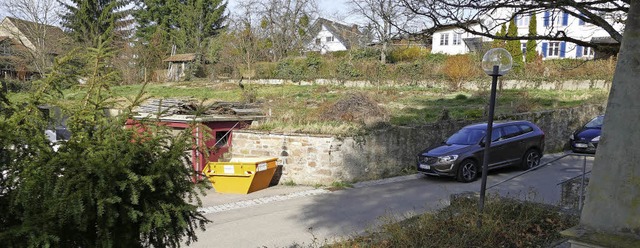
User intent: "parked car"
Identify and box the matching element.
[569,115,604,154]
[417,121,545,183]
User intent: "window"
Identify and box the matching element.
[215,131,230,147]
[583,46,594,57]
[519,125,534,134]
[440,33,449,46]
[548,42,560,57]
[502,125,522,140]
[517,14,530,27]
[326,36,334,42]
[452,33,461,45]
[491,128,502,142]
[521,43,527,55]
[315,38,321,45]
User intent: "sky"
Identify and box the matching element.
[228,0,358,24]
[0,0,356,25]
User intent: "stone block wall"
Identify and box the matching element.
[229,104,606,185]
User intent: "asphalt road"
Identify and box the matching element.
[188,153,593,248]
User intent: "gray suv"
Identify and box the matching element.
[417,121,545,182]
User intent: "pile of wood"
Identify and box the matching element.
[135,99,263,116]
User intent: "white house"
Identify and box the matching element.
[431,21,488,55]
[432,8,624,60]
[305,18,365,54]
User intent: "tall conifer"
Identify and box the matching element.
[505,18,523,71]
[526,14,538,63]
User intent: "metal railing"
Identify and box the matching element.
[486,152,595,211]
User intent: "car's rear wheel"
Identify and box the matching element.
[521,149,541,170]
[456,159,478,183]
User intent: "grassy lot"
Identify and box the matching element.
[8,80,609,136]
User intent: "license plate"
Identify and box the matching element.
[575,143,588,148]
[420,164,431,170]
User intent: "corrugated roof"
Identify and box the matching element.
[163,53,197,62]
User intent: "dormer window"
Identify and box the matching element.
[326,36,334,42]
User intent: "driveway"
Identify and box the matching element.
[188,153,593,248]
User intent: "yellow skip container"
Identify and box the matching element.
[202,157,278,194]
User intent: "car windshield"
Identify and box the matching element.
[585,116,604,128]
[446,128,486,145]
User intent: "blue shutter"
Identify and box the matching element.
[515,15,519,26]
[576,45,583,57]
[560,42,566,58]
[544,11,550,27]
[562,12,569,26]
[542,42,548,57]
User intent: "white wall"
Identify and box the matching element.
[306,25,348,54]
[431,7,624,60]
[431,24,487,55]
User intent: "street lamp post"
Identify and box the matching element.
[477,48,512,228]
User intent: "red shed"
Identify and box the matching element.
[127,99,263,181]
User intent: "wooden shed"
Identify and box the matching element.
[163,53,196,81]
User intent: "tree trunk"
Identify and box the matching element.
[381,41,387,64]
[579,0,640,236]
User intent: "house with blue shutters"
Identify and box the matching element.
[431,8,624,60]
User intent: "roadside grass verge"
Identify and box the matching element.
[326,196,578,248]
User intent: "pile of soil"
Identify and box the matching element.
[321,92,387,123]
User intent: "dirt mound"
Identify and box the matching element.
[321,92,387,123]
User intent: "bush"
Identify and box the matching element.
[254,62,278,79]
[275,58,305,82]
[442,54,481,89]
[336,60,361,80]
[351,47,380,60]
[388,46,429,63]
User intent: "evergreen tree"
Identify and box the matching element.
[0,38,209,247]
[526,14,538,63]
[60,0,131,47]
[135,0,227,71]
[505,19,523,71]
[492,24,507,48]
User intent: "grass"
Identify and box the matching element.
[326,195,578,248]
[6,80,609,136]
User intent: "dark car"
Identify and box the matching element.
[417,121,545,183]
[569,115,604,153]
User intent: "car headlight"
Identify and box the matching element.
[569,134,574,140]
[592,136,600,142]
[438,155,458,163]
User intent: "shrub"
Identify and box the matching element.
[422,53,449,63]
[254,62,278,79]
[351,47,380,60]
[455,94,468,100]
[388,46,429,63]
[275,58,305,82]
[336,60,361,80]
[442,54,480,89]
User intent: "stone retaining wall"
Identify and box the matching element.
[229,104,606,185]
